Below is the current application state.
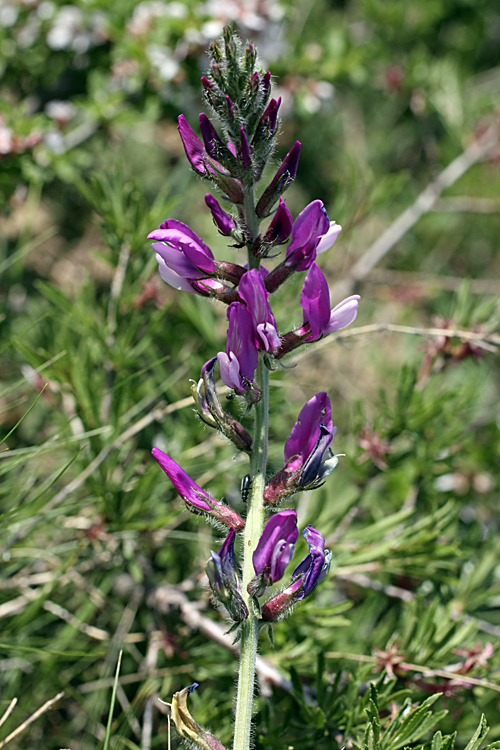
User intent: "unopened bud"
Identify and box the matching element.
[209,41,223,63]
[256,141,301,217]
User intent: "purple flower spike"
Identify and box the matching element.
[152,448,244,531]
[264,198,293,245]
[217,303,259,394]
[249,510,298,595]
[238,270,281,352]
[285,200,331,272]
[149,219,217,293]
[300,263,360,341]
[291,526,332,599]
[205,194,236,236]
[264,393,338,504]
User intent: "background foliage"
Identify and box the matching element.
[1,0,500,748]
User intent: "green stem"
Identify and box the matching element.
[233,359,269,750]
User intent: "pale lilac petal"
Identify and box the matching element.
[316,222,342,254]
[156,254,194,293]
[324,295,360,334]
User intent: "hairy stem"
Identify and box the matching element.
[233,359,269,750]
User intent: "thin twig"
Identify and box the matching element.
[323,651,500,694]
[0,700,17,731]
[332,124,499,299]
[290,322,500,366]
[152,585,294,694]
[0,692,64,749]
[433,196,500,214]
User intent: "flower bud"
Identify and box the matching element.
[205,194,236,236]
[192,358,252,452]
[240,125,252,170]
[256,141,301,217]
[152,449,244,531]
[263,198,293,246]
[199,114,223,159]
[206,529,248,622]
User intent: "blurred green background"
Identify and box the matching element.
[1,0,500,748]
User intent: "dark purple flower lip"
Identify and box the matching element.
[249,510,298,595]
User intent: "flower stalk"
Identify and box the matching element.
[233,359,269,750]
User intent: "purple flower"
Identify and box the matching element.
[261,526,331,621]
[264,202,335,293]
[264,393,338,504]
[148,219,216,293]
[291,526,332,599]
[300,263,360,341]
[217,303,259,394]
[238,270,281,352]
[205,194,236,236]
[249,510,298,595]
[206,529,248,621]
[152,448,244,531]
[285,200,330,271]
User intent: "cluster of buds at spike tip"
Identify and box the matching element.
[206,529,248,622]
[191,358,252,451]
[168,684,227,750]
[261,526,332,621]
[176,30,283,200]
[264,393,339,504]
[152,448,244,531]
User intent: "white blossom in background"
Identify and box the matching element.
[127,1,187,36]
[46,5,108,52]
[146,44,180,81]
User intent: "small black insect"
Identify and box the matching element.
[240,474,252,503]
